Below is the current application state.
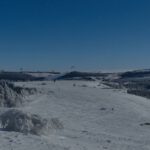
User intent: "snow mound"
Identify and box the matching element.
[0,80,36,107]
[0,109,63,135]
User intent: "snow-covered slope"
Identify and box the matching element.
[1,80,150,150]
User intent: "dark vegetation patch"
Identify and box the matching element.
[127,89,150,99]
[0,72,44,81]
[100,108,107,111]
[140,123,150,126]
[103,70,150,99]
[57,71,106,81]
[120,80,150,99]
[120,70,150,79]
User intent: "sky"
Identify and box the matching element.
[0,0,150,71]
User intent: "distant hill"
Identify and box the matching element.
[56,71,107,81]
[0,72,44,81]
[120,69,150,79]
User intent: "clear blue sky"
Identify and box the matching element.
[0,0,150,71]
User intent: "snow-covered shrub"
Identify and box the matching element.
[0,80,36,107]
[0,109,49,135]
[0,109,63,135]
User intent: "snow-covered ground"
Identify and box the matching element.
[1,80,150,150]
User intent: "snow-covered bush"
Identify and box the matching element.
[0,109,63,135]
[0,80,36,107]
[0,109,49,135]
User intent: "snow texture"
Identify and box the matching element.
[0,80,150,150]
